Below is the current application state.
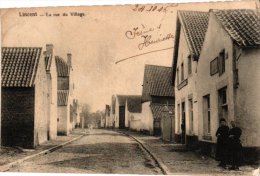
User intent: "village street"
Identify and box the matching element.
[5,128,257,175]
[7,129,161,174]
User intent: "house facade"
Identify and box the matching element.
[56,54,74,135]
[141,64,175,137]
[1,47,48,148]
[43,44,58,140]
[196,9,260,159]
[171,11,209,148]
[111,95,140,129]
[125,96,142,131]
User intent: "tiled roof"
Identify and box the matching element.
[55,56,69,77]
[117,95,128,106]
[212,9,260,47]
[142,65,174,101]
[58,90,69,106]
[171,11,209,84]
[116,95,141,107]
[126,96,142,113]
[1,47,42,87]
[150,103,174,120]
[178,11,209,58]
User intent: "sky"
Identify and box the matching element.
[1,1,257,112]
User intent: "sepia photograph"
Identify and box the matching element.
[0,0,260,175]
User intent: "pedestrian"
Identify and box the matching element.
[215,118,229,168]
[112,120,115,130]
[228,121,242,171]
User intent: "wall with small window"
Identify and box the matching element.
[196,12,235,143]
[174,26,200,143]
[234,47,260,147]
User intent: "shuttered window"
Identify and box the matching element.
[218,49,225,76]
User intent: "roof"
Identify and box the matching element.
[126,96,142,113]
[150,103,174,120]
[55,56,69,77]
[142,65,174,102]
[116,95,142,107]
[1,47,42,87]
[171,11,209,84]
[58,90,69,106]
[178,11,209,59]
[212,9,260,48]
[117,95,128,106]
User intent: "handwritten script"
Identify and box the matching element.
[125,24,174,50]
[132,4,178,13]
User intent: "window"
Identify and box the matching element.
[177,68,179,85]
[188,56,192,75]
[203,95,211,134]
[181,63,184,81]
[218,49,225,75]
[188,98,193,133]
[218,87,228,121]
[210,57,218,76]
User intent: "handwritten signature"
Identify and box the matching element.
[125,24,174,50]
[125,24,155,40]
[138,34,174,50]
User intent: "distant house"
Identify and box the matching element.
[1,47,48,148]
[125,96,142,131]
[111,95,141,129]
[171,11,209,148]
[72,99,79,128]
[56,54,74,135]
[105,105,112,128]
[100,113,106,128]
[43,44,58,140]
[141,64,175,137]
[196,9,260,159]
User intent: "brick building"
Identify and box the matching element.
[1,47,48,148]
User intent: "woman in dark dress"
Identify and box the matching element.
[228,121,242,170]
[216,118,229,168]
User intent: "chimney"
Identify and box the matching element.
[67,53,72,69]
[46,44,53,55]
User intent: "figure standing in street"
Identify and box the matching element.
[228,121,242,170]
[216,118,229,168]
[112,120,115,130]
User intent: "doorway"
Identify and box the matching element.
[181,101,186,144]
[119,106,125,129]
